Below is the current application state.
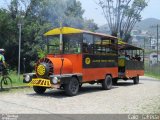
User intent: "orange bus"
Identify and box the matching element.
[23,27,144,96]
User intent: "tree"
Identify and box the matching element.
[98,0,148,42]
[0,8,19,69]
[83,19,98,32]
[0,0,98,72]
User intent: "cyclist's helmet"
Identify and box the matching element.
[0,49,5,53]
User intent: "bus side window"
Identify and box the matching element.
[83,34,94,54]
[83,43,89,53]
[135,54,141,61]
[94,36,102,54]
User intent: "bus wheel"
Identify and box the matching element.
[133,76,139,84]
[112,78,118,85]
[33,86,46,94]
[102,75,112,90]
[64,77,79,96]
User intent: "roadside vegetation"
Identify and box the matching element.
[145,63,160,80]
[9,72,24,86]
[0,0,98,73]
[144,51,160,80]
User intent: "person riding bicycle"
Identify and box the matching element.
[0,49,6,72]
[0,49,12,90]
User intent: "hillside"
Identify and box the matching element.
[134,18,160,30]
[97,18,160,34]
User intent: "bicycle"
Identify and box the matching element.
[0,68,12,90]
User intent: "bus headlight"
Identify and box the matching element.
[25,75,30,82]
[52,77,58,84]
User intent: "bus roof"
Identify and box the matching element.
[44,27,142,50]
[44,27,117,40]
[118,41,143,50]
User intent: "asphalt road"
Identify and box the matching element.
[0,76,160,114]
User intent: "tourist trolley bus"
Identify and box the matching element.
[23,27,144,96]
[116,41,144,84]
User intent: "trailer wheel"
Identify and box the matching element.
[64,77,79,96]
[33,86,46,94]
[102,75,112,90]
[133,76,139,84]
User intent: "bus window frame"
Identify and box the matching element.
[63,33,83,54]
[119,49,144,62]
[82,33,118,55]
[46,35,61,54]
[46,34,83,55]
[46,32,118,56]
[82,33,94,54]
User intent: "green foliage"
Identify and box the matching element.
[0,9,19,69]
[0,0,98,72]
[8,71,24,86]
[83,19,98,32]
[145,64,160,79]
[37,48,47,59]
[65,0,84,18]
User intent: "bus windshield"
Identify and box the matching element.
[47,35,60,54]
[63,34,82,54]
[47,34,82,54]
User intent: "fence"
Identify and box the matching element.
[144,54,160,78]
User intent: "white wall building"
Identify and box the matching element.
[151,38,160,50]
[149,52,160,65]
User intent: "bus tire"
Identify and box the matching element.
[64,77,79,96]
[133,76,139,84]
[102,75,112,90]
[33,86,46,94]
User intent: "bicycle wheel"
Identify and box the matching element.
[1,77,12,90]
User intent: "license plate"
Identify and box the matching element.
[28,78,51,87]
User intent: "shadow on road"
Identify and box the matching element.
[114,81,143,86]
[0,89,10,92]
[27,85,118,99]
[27,82,138,99]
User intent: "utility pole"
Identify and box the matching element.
[148,36,152,67]
[157,24,159,64]
[18,23,22,81]
[59,22,63,54]
[17,12,24,81]
[144,37,145,50]
[149,36,152,50]
[150,24,160,64]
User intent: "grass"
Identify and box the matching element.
[1,67,159,89]
[144,62,160,80]
[0,71,26,87]
[145,73,160,80]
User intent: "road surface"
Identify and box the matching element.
[0,76,160,114]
